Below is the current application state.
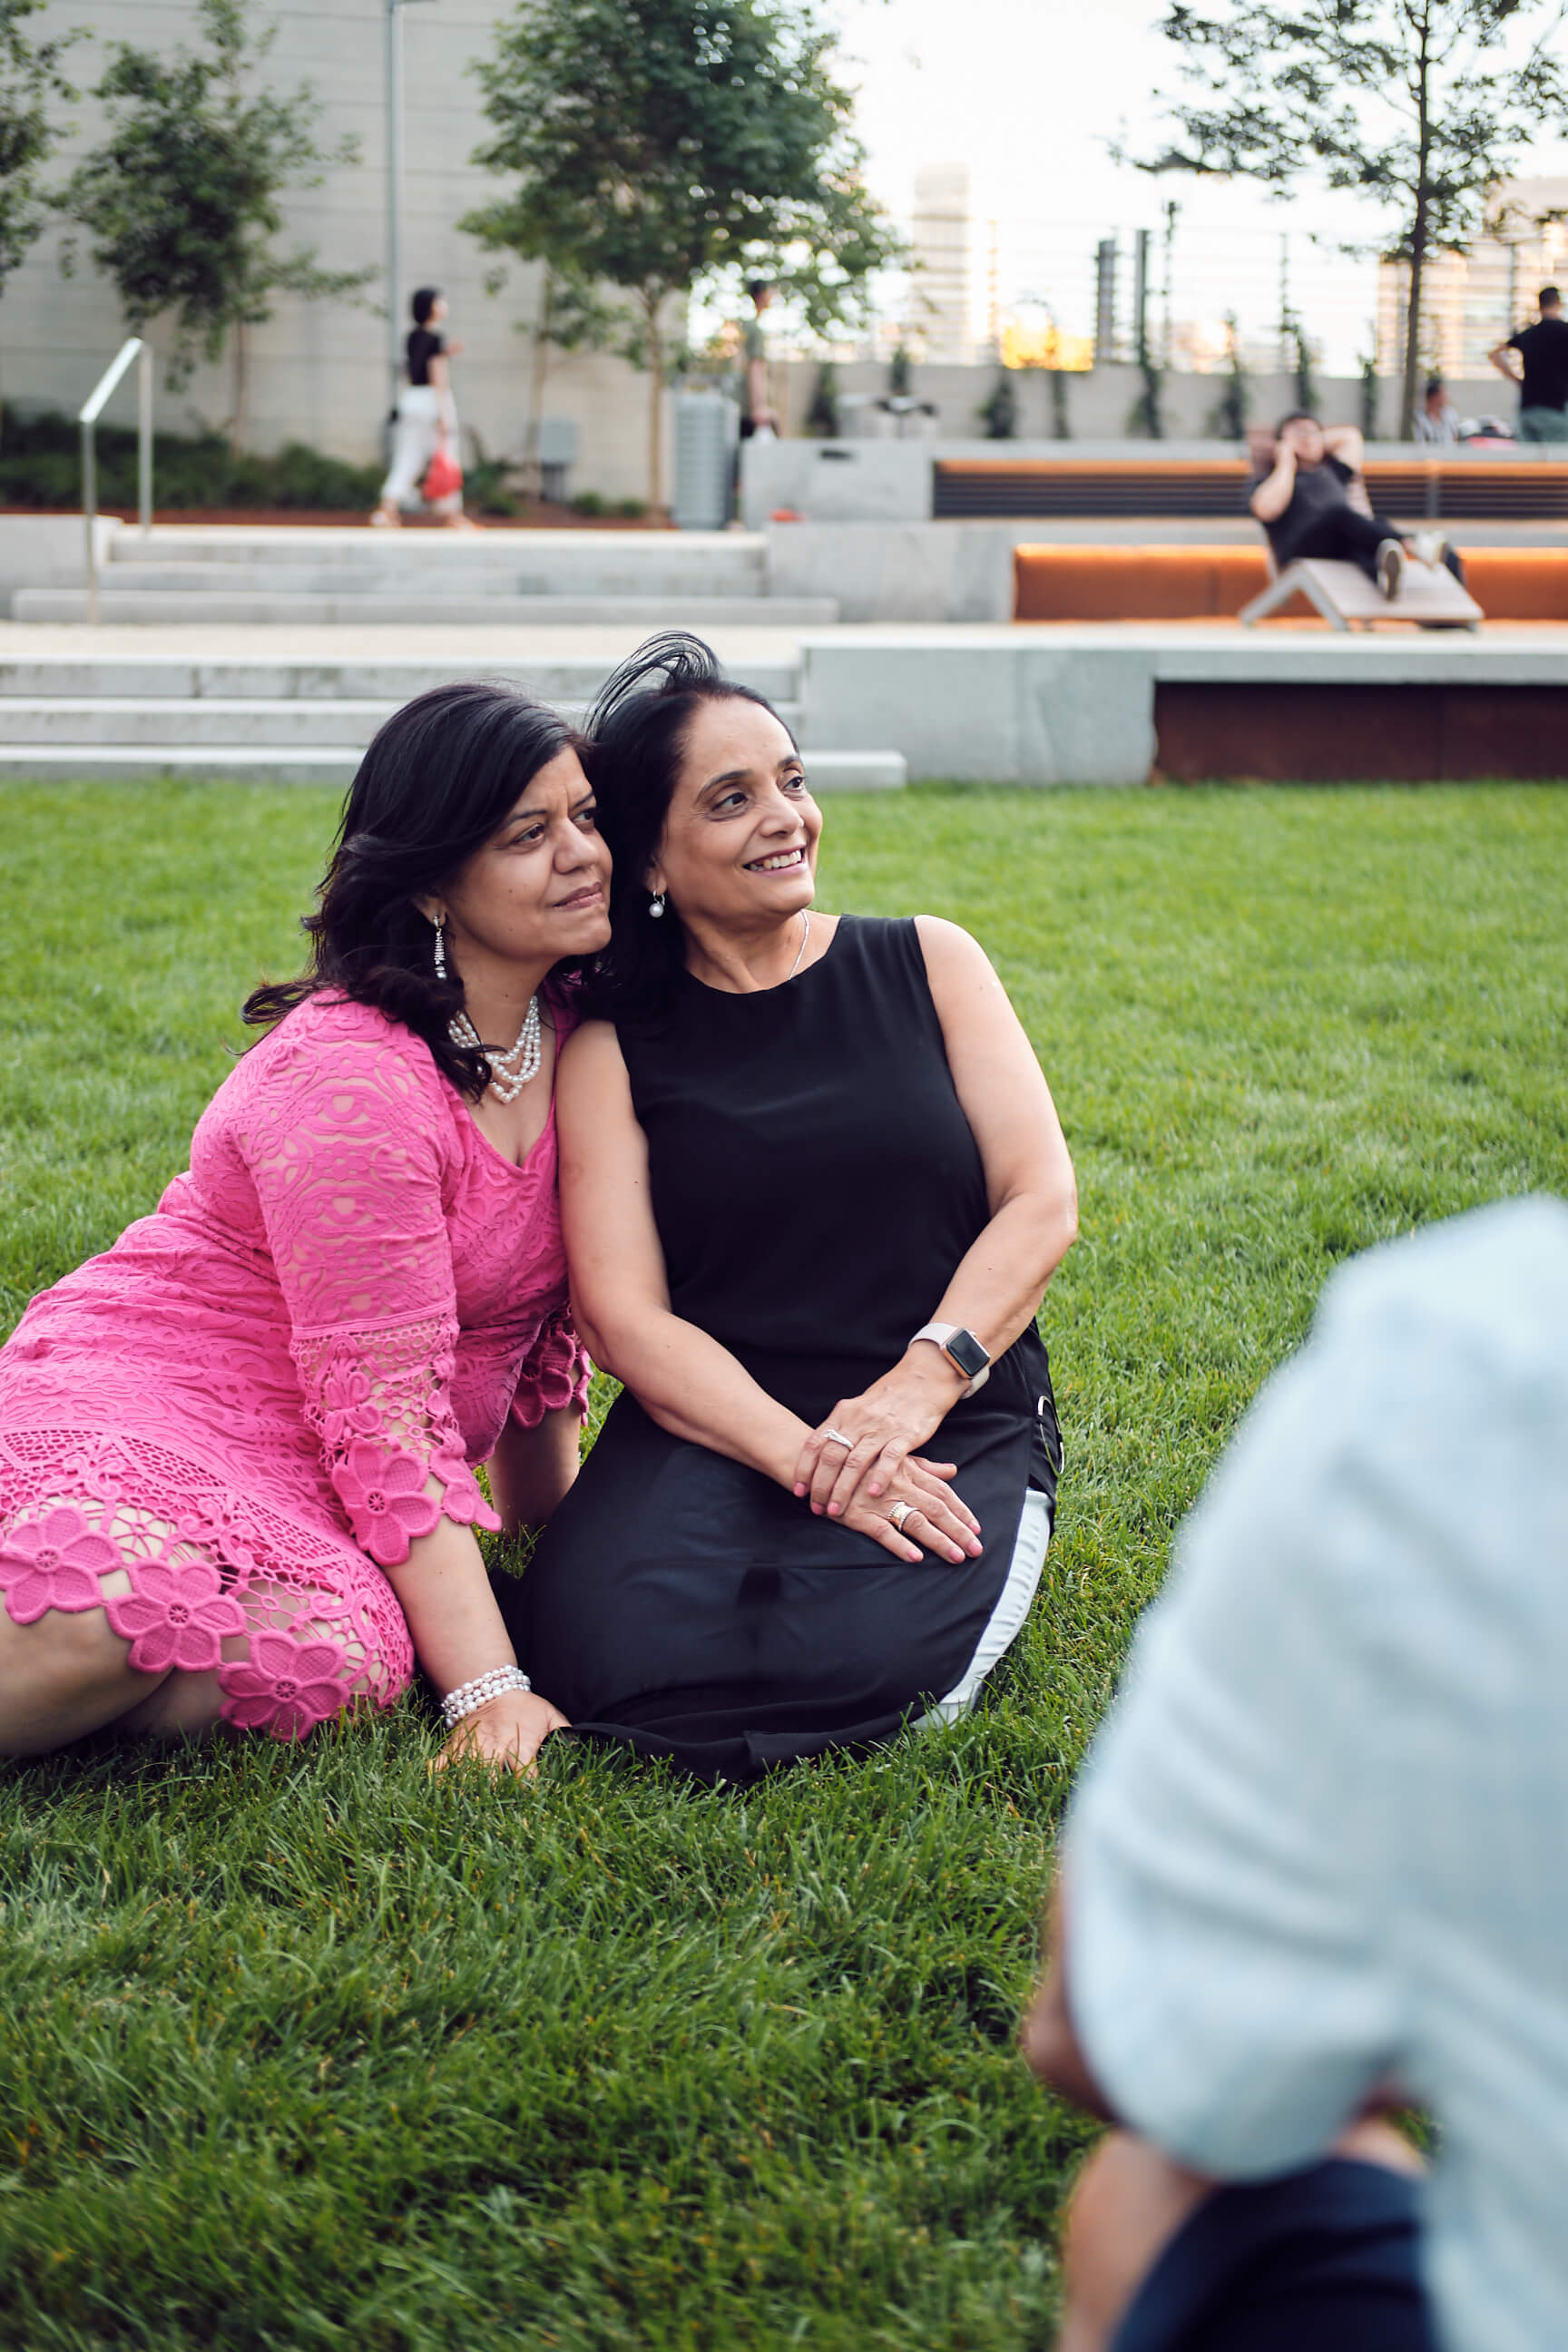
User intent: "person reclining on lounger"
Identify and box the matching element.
[1249,414,1461,601]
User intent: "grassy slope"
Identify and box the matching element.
[1,779,1564,2351]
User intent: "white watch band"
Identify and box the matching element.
[911,1321,991,1396]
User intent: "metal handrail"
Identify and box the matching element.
[80,337,153,622]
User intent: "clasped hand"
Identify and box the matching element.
[792,1360,983,1567]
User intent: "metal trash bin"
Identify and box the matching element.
[672,389,739,530]
[537,416,577,503]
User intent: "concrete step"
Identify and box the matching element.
[0,741,903,790]
[0,693,804,746]
[0,655,802,703]
[106,524,764,568]
[12,590,838,626]
[102,559,770,596]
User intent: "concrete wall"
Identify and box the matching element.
[770,360,1521,444]
[0,513,120,598]
[1,0,668,502]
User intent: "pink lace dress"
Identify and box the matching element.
[0,993,588,1739]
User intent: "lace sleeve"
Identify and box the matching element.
[240,1016,499,1563]
[509,1306,593,1431]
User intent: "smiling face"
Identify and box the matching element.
[426,747,612,973]
[647,696,819,933]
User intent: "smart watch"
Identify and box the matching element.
[911,1321,991,1396]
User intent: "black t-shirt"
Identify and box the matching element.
[406,328,446,387]
[1507,317,1568,412]
[1256,452,1356,558]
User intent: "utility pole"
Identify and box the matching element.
[1161,198,1179,369]
[1094,237,1118,365]
[1278,232,1291,372]
[386,0,436,430]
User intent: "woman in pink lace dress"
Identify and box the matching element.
[0,681,611,1769]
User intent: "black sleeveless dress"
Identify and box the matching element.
[498,916,1062,1782]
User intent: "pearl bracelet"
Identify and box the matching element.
[441,1665,532,1729]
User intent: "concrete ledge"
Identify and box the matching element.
[800,749,906,791]
[13,590,840,626]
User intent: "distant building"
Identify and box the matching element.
[1377,177,1568,381]
[910,164,981,361]
[2,0,658,497]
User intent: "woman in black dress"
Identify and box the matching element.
[497,635,1076,1781]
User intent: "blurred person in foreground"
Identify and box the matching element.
[1249,414,1460,600]
[1023,1197,1568,2352]
[1488,286,1568,445]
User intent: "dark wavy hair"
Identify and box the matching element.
[242,681,580,1098]
[580,632,792,1024]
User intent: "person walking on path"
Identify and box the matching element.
[374,288,476,527]
[1249,414,1459,600]
[740,280,777,439]
[1488,285,1568,444]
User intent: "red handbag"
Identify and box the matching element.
[422,446,462,503]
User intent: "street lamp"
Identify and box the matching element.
[386,0,436,426]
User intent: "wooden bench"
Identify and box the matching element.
[1013,544,1568,622]
[943,457,1568,521]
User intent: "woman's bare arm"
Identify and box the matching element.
[486,1407,581,1534]
[556,1022,979,1565]
[796,916,1076,1519]
[1249,442,1296,522]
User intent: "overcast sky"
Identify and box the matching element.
[818,0,1568,368]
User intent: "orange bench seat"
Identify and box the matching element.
[1013,544,1568,622]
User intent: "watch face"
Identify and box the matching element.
[946,1328,990,1380]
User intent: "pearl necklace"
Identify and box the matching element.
[450,996,541,1103]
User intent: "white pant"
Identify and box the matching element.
[380,385,459,511]
[918,1484,1054,1727]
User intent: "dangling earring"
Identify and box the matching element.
[648,891,666,920]
[432,912,448,976]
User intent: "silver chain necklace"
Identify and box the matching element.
[786,909,811,981]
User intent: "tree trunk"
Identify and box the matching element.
[525,269,554,498]
[642,290,664,515]
[1400,9,1434,440]
[230,320,249,457]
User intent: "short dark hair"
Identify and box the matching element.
[1541,285,1562,309]
[1275,409,1320,434]
[243,682,581,1097]
[411,286,440,326]
[582,632,795,1024]
[747,279,772,304]
[1426,376,1446,397]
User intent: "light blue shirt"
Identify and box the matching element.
[1066,1199,1568,2352]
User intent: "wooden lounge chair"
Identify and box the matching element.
[1240,554,1483,631]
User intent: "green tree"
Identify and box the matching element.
[482,258,623,493]
[464,0,900,510]
[61,0,371,448]
[1205,310,1250,439]
[978,367,1017,439]
[1134,0,1568,436]
[804,358,839,437]
[1288,316,1318,414]
[0,0,78,303]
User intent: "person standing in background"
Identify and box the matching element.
[373,289,476,528]
[1413,376,1460,446]
[1488,286,1568,445]
[740,280,778,440]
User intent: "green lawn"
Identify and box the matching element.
[2,779,1565,2351]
